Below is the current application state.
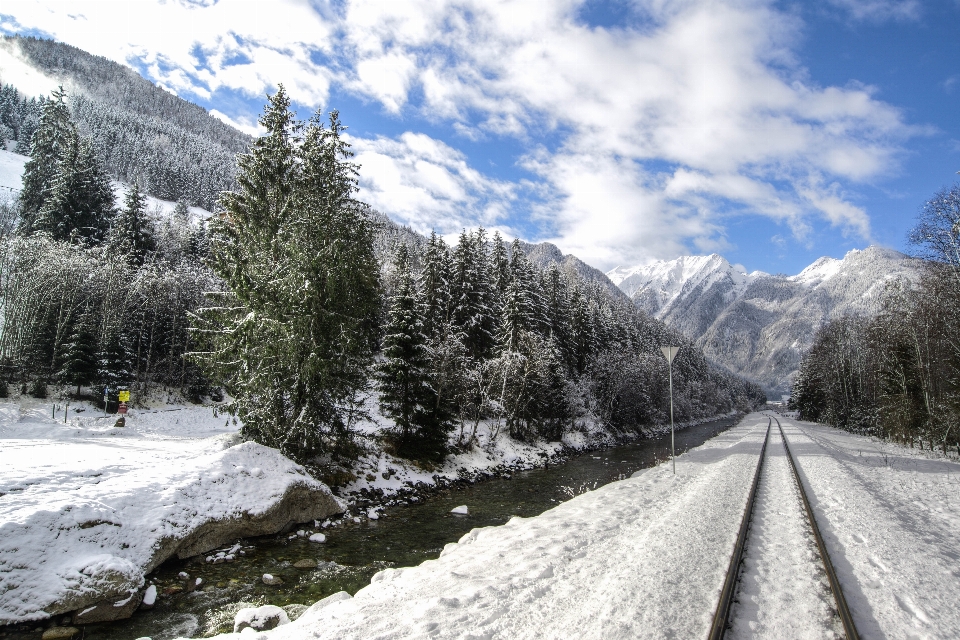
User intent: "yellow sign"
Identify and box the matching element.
[118,390,130,402]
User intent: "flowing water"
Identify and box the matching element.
[4,416,739,640]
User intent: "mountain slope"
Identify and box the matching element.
[608,247,922,395]
[0,35,250,209]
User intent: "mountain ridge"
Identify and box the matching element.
[607,246,922,395]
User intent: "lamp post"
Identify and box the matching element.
[660,345,680,474]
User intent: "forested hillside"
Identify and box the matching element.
[0,35,249,209]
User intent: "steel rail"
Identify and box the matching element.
[776,417,860,640]
[707,418,771,640]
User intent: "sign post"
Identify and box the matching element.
[660,346,681,475]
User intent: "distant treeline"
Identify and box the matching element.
[793,185,960,454]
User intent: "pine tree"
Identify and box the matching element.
[32,128,115,243]
[97,327,133,390]
[194,87,381,463]
[452,229,496,360]
[18,87,71,229]
[377,245,446,459]
[109,183,155,264]
[58,310,98,396]
[490,231,510,298]
[419,232,453,340]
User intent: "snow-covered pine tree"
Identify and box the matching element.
[543,264,575,370]
[490,231,510,298]
[195,87,380,462]
[58,309,97,396]
[452,229,496,360]
[32,127,115,243]
[97,326,133,390]
[377,244,449,460]
[108,183,155,264]
[419,232,453,341]
[18,86,71,229]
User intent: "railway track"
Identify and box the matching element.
[708,416,860,639]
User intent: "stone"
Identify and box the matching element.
[41,627,79,640]
[450,505,469,515]
[261,574,283,586]
[308,533,326,543]
[71,591,142,624]
[282,604,309,622]
[293,559,317,569]
[233,605,290,632]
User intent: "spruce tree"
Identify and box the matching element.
[19,87,71,230]
[452,229,496,360]
[377,245,445,459]
[194,87,380,463]
[32,128,114,243]
[58,311,98,396]
[419,232,453,341]
[109,183,155,264]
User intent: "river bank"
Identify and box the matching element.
[0,393,742,640]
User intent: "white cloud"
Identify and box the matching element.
[0,0,919,268]
[349,132,516,235]
[826,0,921,22]
[208,109,264,137]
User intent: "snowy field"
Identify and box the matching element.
[0,399,342,624]
[202,413,960,640]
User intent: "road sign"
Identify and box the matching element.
[118,402,128,415]
[660,345,680,363]
[118,390,130,402]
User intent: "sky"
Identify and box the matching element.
[1,0,958,275]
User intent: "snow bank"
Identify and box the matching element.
[0,400,345,624]
[193,414,960,639]
[200,415,772,639]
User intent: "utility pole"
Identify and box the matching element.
[660,346,680,474]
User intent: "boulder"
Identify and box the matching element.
[71,590,143,624]
[171,484,343,560]
[41,627,79,640]
[293,559,317,569]
[261,574,283,586]
[233,605,290,632]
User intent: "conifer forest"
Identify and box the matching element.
[0,76,765,465]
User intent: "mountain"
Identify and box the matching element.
[0,35,250,209]
[608,246,922,396]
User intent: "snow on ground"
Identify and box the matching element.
[0,149,211,221]
[0,149,26,195]
[202,414,773,640]
[0,397,341,624]
[729,424,839,639]
[779,416,960,639]
[192,412,960,640]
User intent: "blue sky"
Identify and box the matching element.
[1,0,957,275]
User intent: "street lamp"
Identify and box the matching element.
[660,345,680,474]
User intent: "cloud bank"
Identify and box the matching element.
[0,0,918,268]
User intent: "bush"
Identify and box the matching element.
[29,378,47,398]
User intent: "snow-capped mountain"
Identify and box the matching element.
[608,247,922,395]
